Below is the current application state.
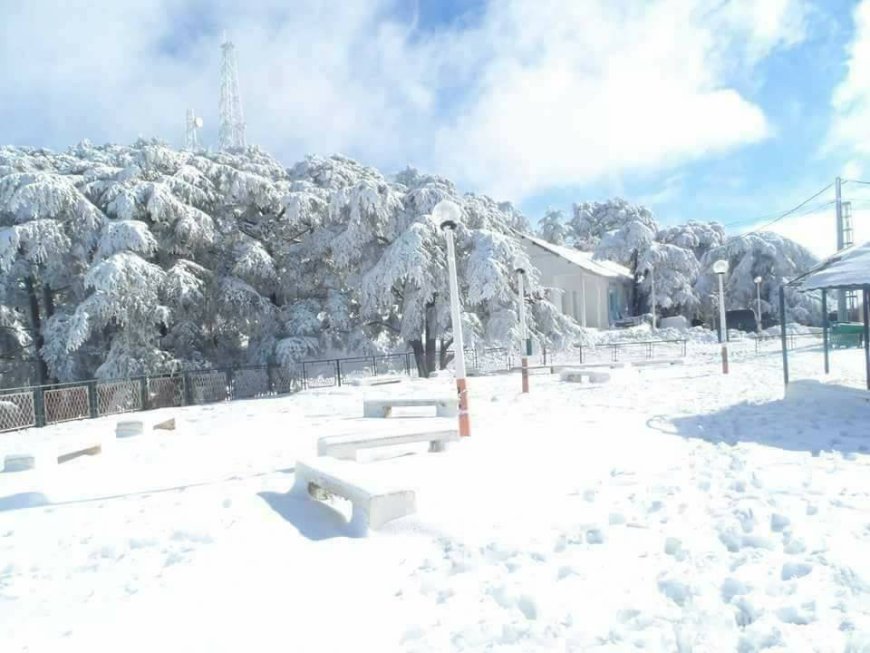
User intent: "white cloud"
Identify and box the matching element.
[0,0,808,203]
[829,0,870,168]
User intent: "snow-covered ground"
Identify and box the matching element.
[1,346,869,652]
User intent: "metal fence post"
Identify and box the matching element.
[302,362,308,389]
[226,367,235,400]
[182,372,193,406]
[87,381,98,418]
[372,355,378,377]
[139,377,149,411]
[267,365,275,394]
[33,386,46,427]
[336,359,342,387]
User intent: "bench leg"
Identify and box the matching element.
[429,440,449,453]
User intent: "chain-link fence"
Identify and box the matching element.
[0,340,695,434]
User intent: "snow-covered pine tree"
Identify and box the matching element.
[537,208,568,245]
[569,198,658,252]
[695,232,820,325]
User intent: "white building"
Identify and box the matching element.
[520,234,634,329]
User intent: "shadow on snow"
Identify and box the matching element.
[653,392,869,456]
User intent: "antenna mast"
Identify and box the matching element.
[219,33,246,151]
[185,108,202,150]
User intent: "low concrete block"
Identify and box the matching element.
[116,420,144,438]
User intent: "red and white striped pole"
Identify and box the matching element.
[516,268,530,393]
[437,201,471,437]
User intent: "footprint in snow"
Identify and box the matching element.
[781,562,812,580]
[776,603,816,625]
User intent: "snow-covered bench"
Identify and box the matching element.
[559,369,611,384]
[363,397,457,418]
[292,457,416,533]
[348,376,404,387]
[318,428,458,461]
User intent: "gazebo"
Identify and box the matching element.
[780,240,870,390]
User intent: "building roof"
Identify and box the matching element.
[789,240,870,291]
[519,233,633,281]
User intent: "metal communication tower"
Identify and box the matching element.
[219,35,246,151]
[843,200,858,314]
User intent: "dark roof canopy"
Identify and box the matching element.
[788,240,870,291]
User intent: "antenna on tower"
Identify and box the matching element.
[185,108,203,150]
[219,33,246,151]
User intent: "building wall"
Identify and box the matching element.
[524,242,631,329]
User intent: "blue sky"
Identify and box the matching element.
[2,0,870,258]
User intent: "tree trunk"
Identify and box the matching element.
[409,339,427,377]
[439,337,454,370]
[25,276,49,385]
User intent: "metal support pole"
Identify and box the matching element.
[863,288,870,390]
[440,215,470,437]
[822,289,830,374]
[756,281,762,333]
[336,359,342,387]
[718,272,729,374]
[650,266,656,332]
[779,286,789,387]
[516,268,530,393]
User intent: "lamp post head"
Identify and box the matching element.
[712,259,729,275]
[754,276,763,284]
[515,267,526,275]
[434,200,462,231]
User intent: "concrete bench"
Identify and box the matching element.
[292,457,416,533]
[115,415,178,438]
[2,431,104,473]
[632,359,684,368]
[550,362,627,373]
[363,397,457,418]
[559,369,611,384]
[318,429,459,461]
[509,365,555,375]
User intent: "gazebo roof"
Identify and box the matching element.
[788,240,870,291]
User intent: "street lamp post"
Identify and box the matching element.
[713,259,729,374]
[435,200,471,437]
[754,276,763,333]
[516,268,530,393]
[649,265,656,332]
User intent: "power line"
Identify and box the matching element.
[721,186,833,228]
[843,179,870,186]
[729,183,834,237]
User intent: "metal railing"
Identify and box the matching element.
[545,338,688,365]
[753,332,824,354]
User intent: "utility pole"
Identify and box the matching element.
[836,176,847,321]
